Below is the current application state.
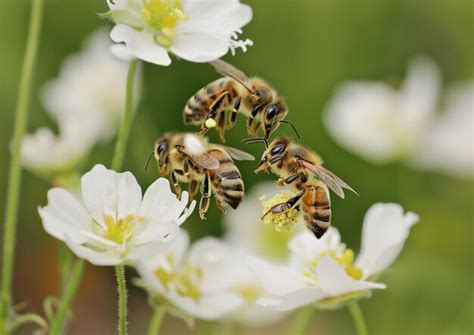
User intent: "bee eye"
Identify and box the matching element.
[266,105,278,120]
[271,144,284,155]
[157,142,168,154]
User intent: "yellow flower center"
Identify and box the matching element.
[233,284,260,305]
[304,249,363,280]
[261,193,301,232]
[155,253,203,301]
[103,214,144,244]
[142,0,187,47]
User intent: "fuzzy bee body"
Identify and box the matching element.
[183,60,289,142]
[255,137,355,238]
[154,132,252,219]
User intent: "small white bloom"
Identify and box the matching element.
[410,83,474,178]
[21,128,90,176]
[250,203,418,311]
[135,230,260,320]
[42,27,142,143]
[324,57,440,163]
[39,164,195,266]
[106,0,253,65]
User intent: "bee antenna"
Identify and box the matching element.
[242,137,268,148]
[144,151,154,171]
[280,120,301,140]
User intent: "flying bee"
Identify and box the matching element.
[244,136,357,238]
[183,59,300,142]
[152,132,254,219]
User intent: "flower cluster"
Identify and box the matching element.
[21,28,142,177]
[324,57,473,178]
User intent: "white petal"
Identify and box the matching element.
[133,221,180,246]
[64,238,121,266]
[81,164,142,224]
[317,257,385,297]
[170,32,229,63]
[38,188,92,244]
[110,44,134,62]
[110,25,171,66]
[355,203,418,278]
[247,257,308,296]
[257,287,323,312]
[139,178,194,224]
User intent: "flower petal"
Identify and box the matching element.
[64,238,121,266]
[139,178,194,224]
[110,25,171,66]
[38,188,92,244]
[81,164,142,224]
[317,257,385,297]
[170,32,230,63]
[355,203,418,278]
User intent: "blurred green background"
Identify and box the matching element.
[0,0,472,334]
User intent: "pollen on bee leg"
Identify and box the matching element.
[260,192,301,232]
[205,118,217,129]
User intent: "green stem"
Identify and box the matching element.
[0,0,44,331]
[287,306,315,335]
[49,259,85,335]
[147,305,166,335]
[347,301,368,335]
[111,57,138,171]
[116,265,128,335]
[59,244,73,294]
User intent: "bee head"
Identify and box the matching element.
[256,137,288,173]
[154,135,170,175]
[263,99,288,139]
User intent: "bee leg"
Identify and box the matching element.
[276,174,298,187]
[261,189,305,219]
[171,170,182,199]
[216,109,226,143]
[216,198,228,215]
[226,96,241,130]
[183,159,192,181]
[246,117,254,135]
[189,179,199,200]
[199,172,212,220]
[252,120,262,137]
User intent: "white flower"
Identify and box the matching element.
[21,128,90,176]
[42,27,141,144]
[250,203,418,311]
[38,164,195,266]
[224,182,303,262]
[135,230,261,320]
[324,57,440,163]
[106,0,253,65]
[410,83,474,178]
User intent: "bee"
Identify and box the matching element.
[152,132,254,219]
[183,59,300,142]
[245,136,357,238]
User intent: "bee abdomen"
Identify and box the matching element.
[183,78,238,125]
[302,184,331,239]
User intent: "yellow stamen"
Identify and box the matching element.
[234,284,260,305]
[103,214,143,244]
[142,0,187,47]
[305,248,363,280]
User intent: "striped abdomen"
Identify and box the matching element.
[207,149,244,212]
[302,181,331,238]
[183,78,240,125]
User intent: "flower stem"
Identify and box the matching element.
[287,306,315,335]
[347,301,368,335]
[59,244,73,294]
[49,259,85,335]
[111,57,138,171]
[116,265,128,335]
[0,0,44,331]
[147,305,166,335]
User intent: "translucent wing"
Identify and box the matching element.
[210,59,253,93]
[299,160,358,199]
[215,145,255,161]
[177,148,220,169]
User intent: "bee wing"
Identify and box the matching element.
[215,145,255,161]
[210,59,253,93]
[177,148,220,169]
[299,160,358,199]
